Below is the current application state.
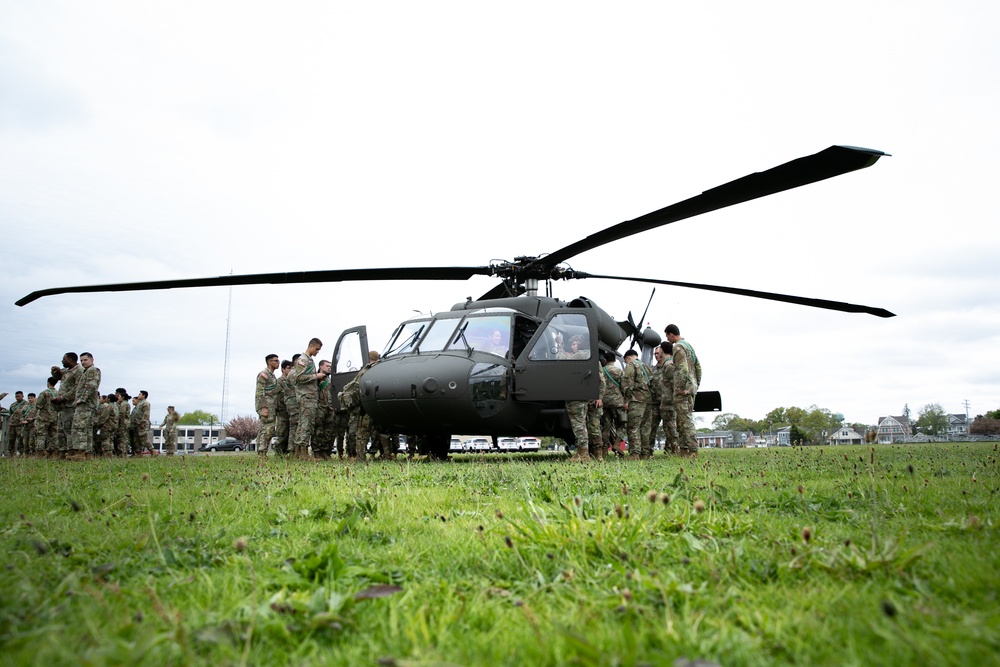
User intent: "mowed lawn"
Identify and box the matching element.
[0,443,996,666]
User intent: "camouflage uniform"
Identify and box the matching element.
[6,399,26,455]
[131,398,154,454]
[657,356,679,453]
[255,367,280,456]
[332,407,349,458]
[600,362,626,455]
[623,356,654,458]
[72,365,101,454]
[115,397,131,456]
[18,400,35,456]
[313,377,335,459]
[672,339,701,454]
[560,346,592,458]
[341,364,371,459]
[94,400,116,456]
[55,364,83,453]
[280,375,300,456]
[289,352,322,458]
[274,375,290,455]
[649,362,663,453]
[585,370,606,458]
[34,389,58,456]
[162,409,179,455]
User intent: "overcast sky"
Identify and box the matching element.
[2,1,998,429]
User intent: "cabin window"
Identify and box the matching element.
[528,313,591,361]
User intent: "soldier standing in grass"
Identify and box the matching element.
[20,394,36,456]
[560,335,593,461]
[313,359,336,460]
[600,352,626,456]
[34,379,59,457]
[656,342,679,454]
[289,339,327,459]
[51,353,82,455]
[622,349,654,459]
[273,360,293,455]
[69,352,101,458]
[5,391,25,456]
[94,394,117,456]
[255,354,280,457]
[131,390,155,455]
[665,324,701,457]
[115,388,131,457]
[162,405,179,455]
[343,351,381,460]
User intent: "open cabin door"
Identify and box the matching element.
[331,325,369,409]
[512,308,600,401]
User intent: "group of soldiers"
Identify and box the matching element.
[566,323,702,461]
[254,339,397,461]
[0,352,178,460]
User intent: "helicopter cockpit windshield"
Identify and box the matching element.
[449,313,511,358]
[383,319,429,357]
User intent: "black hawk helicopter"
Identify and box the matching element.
[18,145,893,459]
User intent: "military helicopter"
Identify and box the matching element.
[18,145,893,459]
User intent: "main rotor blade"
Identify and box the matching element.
[16,266,493,306]
[535,145,888,269]
[577,272,896,318]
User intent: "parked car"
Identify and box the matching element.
[198,437,247,452]
[516,437,541,452]
[464,437,492,452]
[497,437,519,451]
[449,438,464,453]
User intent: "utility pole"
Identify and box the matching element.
[220,280,233,428]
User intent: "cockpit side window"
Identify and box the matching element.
[527,313,591,361]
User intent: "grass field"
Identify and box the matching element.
[1,443,997,666]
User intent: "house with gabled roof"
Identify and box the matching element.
[829,427,863,445]
[876,415,911,444]
[946,414,968,437]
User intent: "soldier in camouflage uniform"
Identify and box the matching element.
[600,352,626,456]
[5,392,25,456]
[255,354,280,457]
[115,389,131,457]
[665,324,701,456]
[622,349,654,458]
[162,405,179,455]
[342,351,380,460]
[20,394,37,456]
[68,352,101,458]
[34,380,59,457]
[273,360,293,455]
[51,353,83,457]
[312,360,336,460]
[656,342,679,454]
[332,401,350,459]
[289,339,327,459]
[131,391,155,455]
[93,394,116,456]
[560,336,594,461]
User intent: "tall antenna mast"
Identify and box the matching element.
[220,276,233,426]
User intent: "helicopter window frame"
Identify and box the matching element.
[527,312,592,361]
[383,318,430,358]
[415,317,461,353]
[447,313,512,358]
